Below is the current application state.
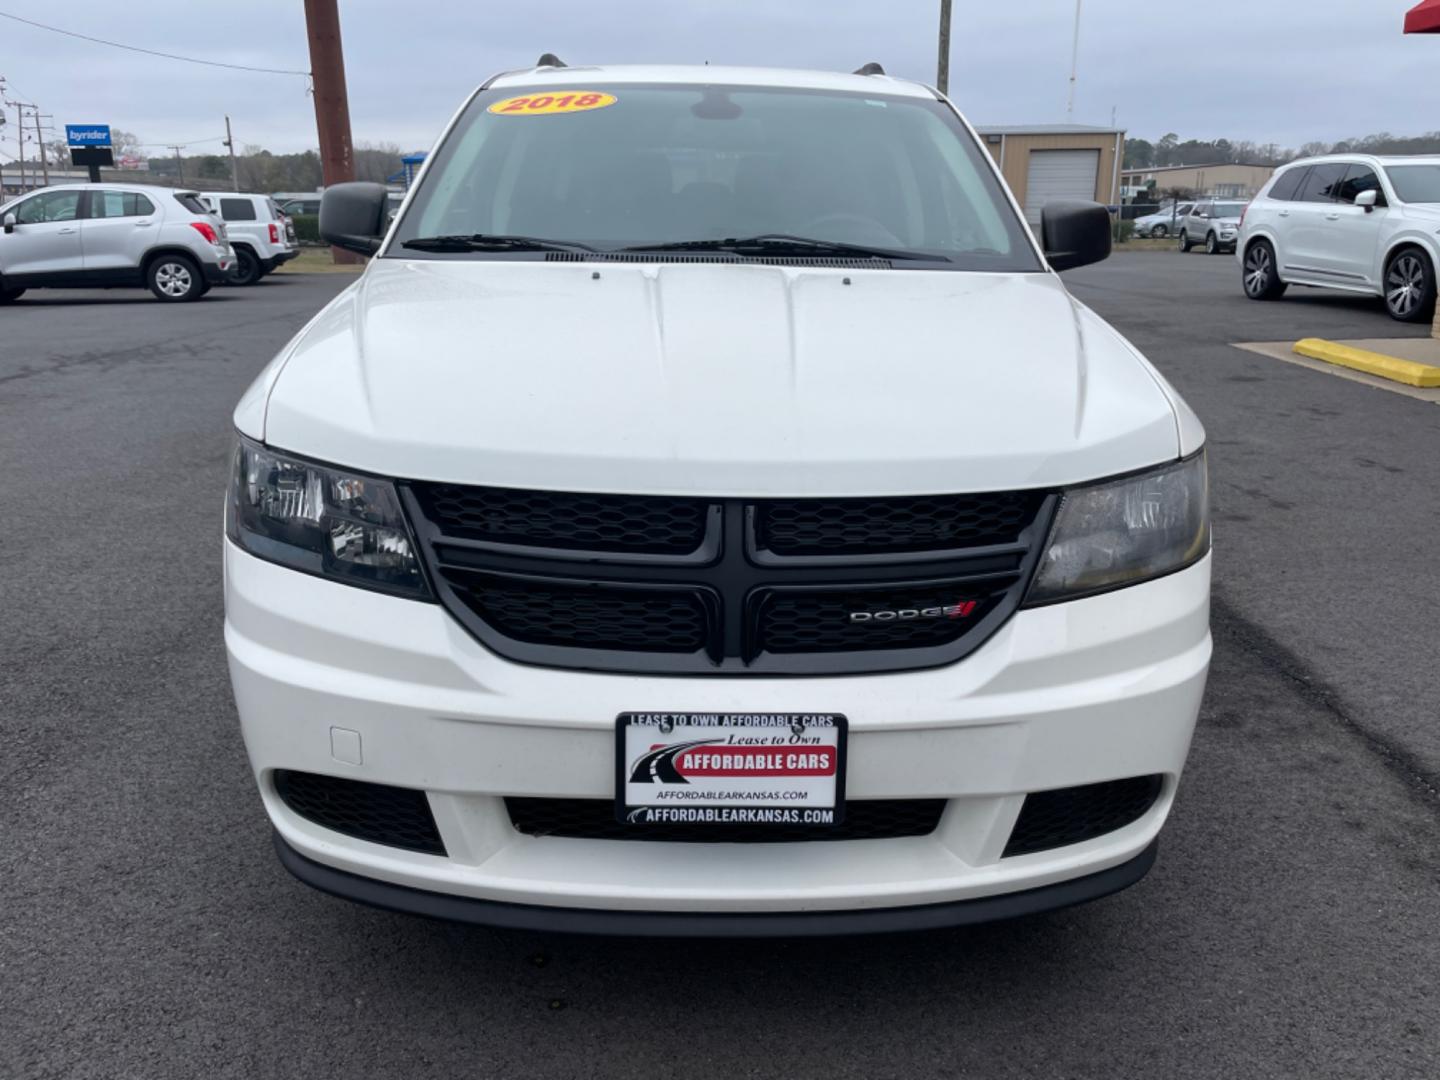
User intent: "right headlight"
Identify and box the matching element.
[1025,451,1209,605]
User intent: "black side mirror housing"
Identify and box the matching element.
[319,182,389,256]
[1041,201,1112,272]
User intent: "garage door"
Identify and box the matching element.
[1024,149,1101,226]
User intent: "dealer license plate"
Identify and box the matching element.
[616,712,847,828]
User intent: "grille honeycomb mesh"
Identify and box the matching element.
[412,483,709,555]
[757,492,1041,556]
[1003,775,1163,858]
[273,770,445,855]
[506,798,946,842]
[448,573,709,653]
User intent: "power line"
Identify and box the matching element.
[0,10,310,76]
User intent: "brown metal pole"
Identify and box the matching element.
[936,0,952,96]
[304,0,361,264]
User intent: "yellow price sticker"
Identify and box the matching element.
[487,91,618,116]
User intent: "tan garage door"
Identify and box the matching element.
[1024,149,1101,226]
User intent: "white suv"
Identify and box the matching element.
[1238,155,1440,322]
[198,192,297,285]
[1177,198,1248,255]
[225,63,1211,935]
[0,183,235,303]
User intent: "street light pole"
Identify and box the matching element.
[936,0,952,96]
[1066,0,1083,119]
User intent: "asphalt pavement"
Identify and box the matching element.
[2,257,1438,1079]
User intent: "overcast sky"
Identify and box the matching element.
[1,0,1435,159]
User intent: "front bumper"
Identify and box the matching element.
[225,542,1210,925]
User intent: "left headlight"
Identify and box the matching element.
[226,436,430,599]
[1025,451,1209,606]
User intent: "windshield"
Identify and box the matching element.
[390,83,1040,270]
[1214,203,1246,218]
[1385,165,1440,204]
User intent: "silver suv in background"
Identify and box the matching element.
[1178,198,1248,254]
[1238,155,1440,322]
[0,184,235,303]
[199,192,297,285]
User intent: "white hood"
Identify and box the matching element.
[249,259,1184,496]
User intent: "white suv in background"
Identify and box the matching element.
[1177,198,1248,255]
[0,183,234,303]
[1238,155,1440,322]
[199,192,297,285]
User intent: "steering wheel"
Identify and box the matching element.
[794,213,904,248]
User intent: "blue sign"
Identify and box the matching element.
[66,124,112,147]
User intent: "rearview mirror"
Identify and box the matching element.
[2,212,15,235]
[1041,201,1112,272]
[1355,189,1379,211]
[319,182,389,256]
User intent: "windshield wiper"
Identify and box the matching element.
[401,234,597,254]
[617,234,944,262]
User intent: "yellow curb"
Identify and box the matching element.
[1293,338,1440,388]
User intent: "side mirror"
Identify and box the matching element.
[319,182,389,256]
[1355,189,1379,212]
[2,212,15,235]
[1041,201,1112,272]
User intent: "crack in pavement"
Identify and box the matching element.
[1212,590,1440,816]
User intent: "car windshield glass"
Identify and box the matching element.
[391,83,1039,270]
[1385,165,1440,204]
[1215,203,1246,218]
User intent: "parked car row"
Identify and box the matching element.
[0,183,297,303]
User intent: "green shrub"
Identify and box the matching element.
[1113,219,1136,244]
[292,213,321,245]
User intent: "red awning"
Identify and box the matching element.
[1406,0,1440,32]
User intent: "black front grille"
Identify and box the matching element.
[758,586,1004,653]
[507,798,945,842]
[273,770,446,855]
[1003,775,1163,858]
[402,485,1054,676]
[411,483,708,555]
[757,492,1042,556]
[447,572,710,653]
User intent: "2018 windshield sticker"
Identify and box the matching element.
[487,92,617,116]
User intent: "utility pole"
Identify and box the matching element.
[304,0,361,263]
[1066,0,1083,119]
[936,0,952,96]
[167,144,185,184]
[31,106,48,185]
[223,115,239,190]
[13,101,25,191]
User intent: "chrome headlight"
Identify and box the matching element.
[226,436,429,599]
[1025,452,1209,605]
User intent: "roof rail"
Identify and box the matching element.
[853,62,885,76]
[536,53,566,68]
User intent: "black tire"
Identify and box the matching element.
[1205,232,1221,255]
[1242,240,1287,301]
[229,247,261,286]
[1150,224,1168,239]
[147,255,205,302]
[1384,248,1437,323]
[0,286,25,304]
[1179,230,1193,253]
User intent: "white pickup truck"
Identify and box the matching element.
[199,192,296,285]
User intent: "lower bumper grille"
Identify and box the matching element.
[1003,775,1163,858]
[506,798,946,843]
[273,770,446,855]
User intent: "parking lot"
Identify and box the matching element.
[3,253,1438,1078]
